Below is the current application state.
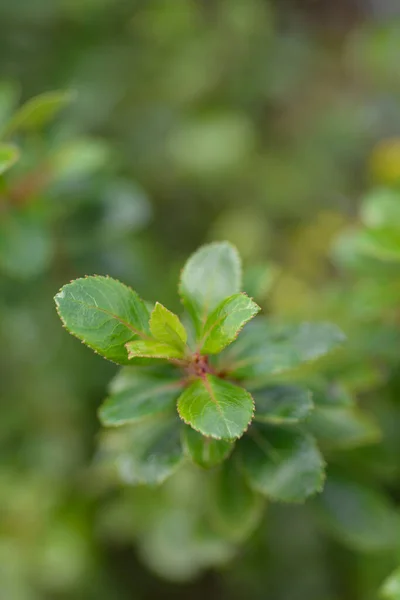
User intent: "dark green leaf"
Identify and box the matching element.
[126,339,185,360]
[318,476,400,551]
[177,375,254,441]
[149,302,187,350]
[55,276,150,365]
[182,426,234,468]
[99,374,182,426]
[179,242,241,337]
[239,423,325,502]
[253,385,313,424]
[224,319,345,387]
[210,457,264,542]
[201,293,260,354]
[381,566,400,600]
[98,416,185,485]
[307,406,381,449]
[0,144,19,174]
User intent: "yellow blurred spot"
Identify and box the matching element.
[370,138,400,184]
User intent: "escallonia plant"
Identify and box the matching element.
[55,241,346,505]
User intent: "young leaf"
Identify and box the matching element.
[200,293,260,354]
[182,426,234,469]
[381,566,400,600]
[4,90,74,135]
[177,375,254,441]
[0,143,19,174]
[126,339,185,360]
[179,242,241,336]
[307,406,381,449]
[210,458,264,542]
[149,302,187,350]
[99,376,182,426]
[318,476,400,551]
[98,416,185,485]
[239,423,325,502]
[253,385,313,425]
[55,276,150,365]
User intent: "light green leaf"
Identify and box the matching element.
[99,375,182,426]
[239,423,325,502]
[179,242,241,337]
[253,385,313,424]
[307,406,381,449]
[98,416,185,485]
[201,293,260,354]
[177,375,254,441]
[210,458,264,542]
[126,339,185,360]
[5,90,74,135]
[54,276,150,365]
[149,302,187,350]
[182,426,234,468]
[357,227,400,262]
[225,319,345,387]
[361,188,400,229]
[0,144,19,174]
[381,567,400,600]
[318,476,400,551]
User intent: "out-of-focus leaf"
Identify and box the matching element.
[99,375,182,426]
[5,90,74,135]
[253,385,313,424]
[55,276,150,365]
[0,144,19,174]
[99,416,185,485]
[318,476,400,551]
[177,375,254,441]
[210,458,264,542]
[361,188,400,229]
[381,566,400,600]
[181,426,234,469]
[239,423,325,502]
[307,406,381,449]
[0,213,52,278]
[0,82,19,133]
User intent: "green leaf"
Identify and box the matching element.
[99,416,184,485]
[179,242,241,337]
[4,90,74,135]
[361,188,400,229]
[201,293,260,354]
[177,375,254,441]
[307,406,381,449]
[0,144,19,174]
[210,458,264,542]
[253,385,313,424]
[0,81,19,133]
[54,276,150,365]
[99,374,182,426]
[239,423,325,502]
[381,567,400,600]
[224,319,345,387]
[126,339,184,360]
[149,302,187,350]
[0,213,52,278]
[318,476,400,551]
[357,227,400,262]
[182,426,234,468]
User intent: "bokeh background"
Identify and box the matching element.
[2,1,400,598]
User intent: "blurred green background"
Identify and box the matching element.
[2,1,400,598]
